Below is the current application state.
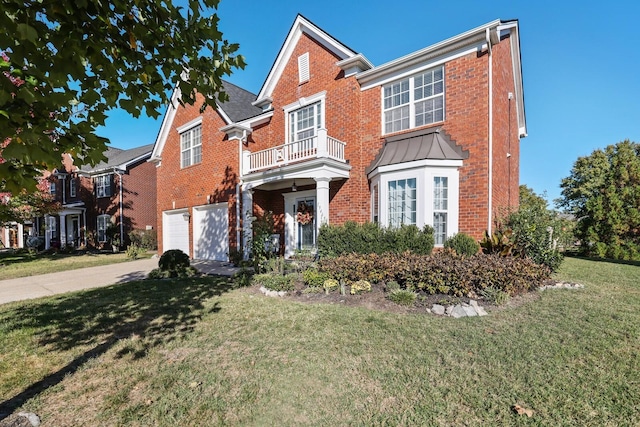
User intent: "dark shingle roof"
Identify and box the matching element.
[79,143,154,173]
[366,127,469,176]
[217,80,263,122]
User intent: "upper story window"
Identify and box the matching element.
[49,181,56,197]
[180,125,202,168]
[69,178,77,198]
[95,174,111,198]
[289,101,322,142]
[383,65,444,134]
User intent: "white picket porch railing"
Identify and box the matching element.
[243,129,346,174]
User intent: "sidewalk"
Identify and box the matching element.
[0,257,158,305]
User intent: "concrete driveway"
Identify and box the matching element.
[0,257,159,305]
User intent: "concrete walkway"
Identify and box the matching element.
[0,258,244,306]
[0,257,159,305]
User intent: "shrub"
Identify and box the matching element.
[444,233,479,256]
[129,229,158,250]
[318,222,434,258]
[323,278,339,294]
[480,286,510,306]
[385,280,400,292]
[250,211,276,273]
[252,273,295,292]
[157,249,191,278]
[148,268,167,279]
[350,280,371,295]
[388,289,417,306]
[125,243,143,260]
[480,229,516,256]
[234,268,253,288]
[303,268,330,288]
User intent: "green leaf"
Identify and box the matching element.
[16,23,38,43]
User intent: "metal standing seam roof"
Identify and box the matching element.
[79,143,155,173]
[365,127,469,176]
[217,80,263,123]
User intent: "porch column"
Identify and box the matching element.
[44,214,50,249]
[242,187,254,260]
[2,226,8,248]
[315,177,331,237]
[17,223,24,248]
[59,213,67,247]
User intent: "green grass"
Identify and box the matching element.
[0,257,638,426]
[0,250,152,280]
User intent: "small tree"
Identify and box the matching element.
[557,140,640,260]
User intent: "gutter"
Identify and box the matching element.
[486,28,494,235]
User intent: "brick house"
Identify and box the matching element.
[150,15,526,260]
[36,144,157,250]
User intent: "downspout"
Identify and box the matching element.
[486,28,494,235]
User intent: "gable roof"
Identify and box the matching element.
[217,81,263,122]
[366,127,468,176]
[253,14,367,107]
[79,143,154,174]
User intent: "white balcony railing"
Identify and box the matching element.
[243,128,346,175]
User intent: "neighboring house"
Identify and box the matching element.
[38,144,157,250]
[150,15,526,261]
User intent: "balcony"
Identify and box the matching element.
[242,129,346,175]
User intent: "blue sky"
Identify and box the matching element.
[98,0,640,204]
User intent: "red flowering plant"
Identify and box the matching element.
[296,201,314,225]
[0,177,61,224]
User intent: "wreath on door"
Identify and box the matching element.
[296,201,314,225]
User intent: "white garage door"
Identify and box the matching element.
[162,210,190,256]
[193,203,229,261]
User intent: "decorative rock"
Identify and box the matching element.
[432,304,445,315]
[18,413,40,427]
[445,305,454,316]
[450,305,467,318]
[462,305,478,317]
[539,281,585,291]
[259,286,287,297]
[475,306,488,316]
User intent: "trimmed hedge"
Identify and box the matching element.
[318,222,434,258]
[318,250,550,297]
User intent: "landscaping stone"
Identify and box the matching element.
[259,286,287,297]
[539,281,584,291]
[432,304,445,315]
[450,305,467,318]
[462,305,478,317]
[0,413,40,427]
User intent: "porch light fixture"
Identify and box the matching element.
[291,180,297,192]
[182,212,191,221]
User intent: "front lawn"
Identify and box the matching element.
[0,257,638,426]
[0,250,152,280]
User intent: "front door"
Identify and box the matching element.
[295,198,316,251]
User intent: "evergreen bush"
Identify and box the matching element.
[444,233,480,256]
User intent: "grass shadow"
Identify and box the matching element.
[565,253,640,268]
[0,275,233,418]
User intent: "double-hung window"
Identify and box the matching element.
[69,178,77,198]
[47,216,57,241]
[433,177,448,245]
[388,178,417,228]
[383,65,444,134]
[180,125,202,168]
[97,215,110,243]
[289,101,322,142]
[95,175,111,198]
[49,181,57,197]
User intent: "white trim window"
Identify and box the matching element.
[95,174,111,198]
[289,101,322,142]
[433,176,448,245]
[49,181,56,197]
[180,124,202,168]
[382,65,444,134]
[47,216,57,241]
[97,215,110,243]
[69,178,77,197]
[372,183,379,224]
[388,178,417,228]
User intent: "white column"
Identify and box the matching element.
[315,177,331,237]
[2,226,9,248]
[317,128,328,158]
[242,150,251,175]
[17,223,24,248]
[59,214,67,247]
[44,215,50,249]
[242,187,254,260]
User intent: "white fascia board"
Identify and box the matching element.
[505,23,527,138]
[176,116,203,134]
[117,152,152,170]
[255,15,357,103]
[282,91,327,112]
[336,53,374,77]
[368,159,463,178]
[231,110,274,130]
[357,19,501,87]
[215,104,233,125]
[359,44,480,91]
[149,86,181,163]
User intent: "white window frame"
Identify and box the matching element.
[49,181,56,197]
[432,176,449,245]
[180,124,202,168]
[370,163,459,246]
[382,65,445,135]
[47,216,57,241]
[283,91,326,144]
[69,178,76,197]
[387,177,417,228]
[97,214,110,243]
[95,174,111,198]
